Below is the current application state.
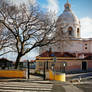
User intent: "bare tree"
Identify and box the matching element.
[0,1,57,69]
[0,0,15,56]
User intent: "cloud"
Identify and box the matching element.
[10,0,36,6]
[80,17,92,38]
[45,0,59,14]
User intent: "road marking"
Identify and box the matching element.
[0,81,53,92]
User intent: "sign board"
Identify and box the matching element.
[53,57,56,63]
[62,61,67,67]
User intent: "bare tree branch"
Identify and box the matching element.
[0,1,60,68]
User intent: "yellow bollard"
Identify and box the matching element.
[55,73,66,82]
[49,70,54,80]
[49,70,66,82]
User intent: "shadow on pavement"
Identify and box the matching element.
[67,72,92,81]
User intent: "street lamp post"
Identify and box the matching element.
[62,62,67,73]
[26,60,30,79]
[53,56,56,80]
[46,61,48,70]
[43,62,46,80]
[63,63,66,73]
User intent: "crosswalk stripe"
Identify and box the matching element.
[0,81,53,92]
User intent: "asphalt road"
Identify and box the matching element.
[0,80,92,92]
[0,80,53,92]
[0,75,92,92]
[74,80,92,92]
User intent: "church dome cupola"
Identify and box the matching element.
[57,0,80,38]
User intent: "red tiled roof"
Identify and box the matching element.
[39,51,76,57]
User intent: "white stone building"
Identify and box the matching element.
[40,1,92,57]
[36,1,92,73]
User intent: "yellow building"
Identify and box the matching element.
[36,56,85,73]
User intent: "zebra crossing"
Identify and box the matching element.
[0,80,53,92]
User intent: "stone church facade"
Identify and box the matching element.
[36,1,92,73]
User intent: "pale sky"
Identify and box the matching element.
[10,0,92,38]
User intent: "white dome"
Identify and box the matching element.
[57,2,80,25]
[56,2,81,38]
[58,11,79,25]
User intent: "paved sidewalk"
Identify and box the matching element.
[52,81,83,92]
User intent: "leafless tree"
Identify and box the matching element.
[0,0,15,56]
[0,1,57,69]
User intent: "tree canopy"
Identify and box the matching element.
[0,0,57,68]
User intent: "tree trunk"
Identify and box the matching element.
[14,54,21,69]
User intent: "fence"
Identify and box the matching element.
[36,61,67,73]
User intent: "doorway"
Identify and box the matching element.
[82,62,87,71]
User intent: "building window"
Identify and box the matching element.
[85,44,87,46]
[77,28,80,37]
[68,27,73,36]
[85,47,87,49]
[69,30,72,35]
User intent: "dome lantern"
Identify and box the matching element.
[64,0,71,11]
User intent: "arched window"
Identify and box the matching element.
[68,27,73,36]
[77,28,80,37]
